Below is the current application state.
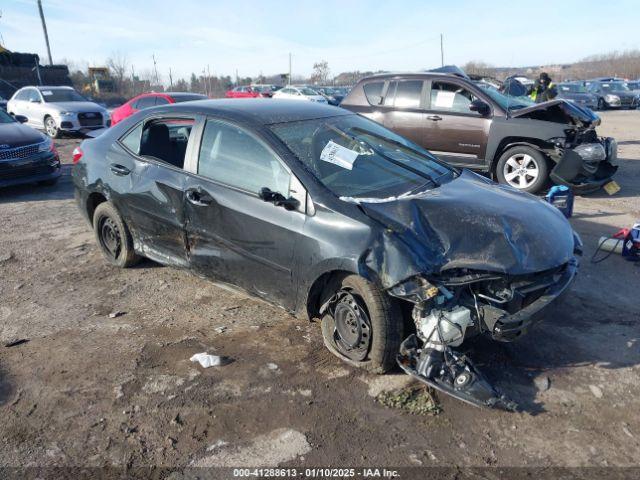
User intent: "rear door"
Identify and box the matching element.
[182,117,306,309]
[109,115,199,266]
[379,79,427,146]
[422,80,492,168]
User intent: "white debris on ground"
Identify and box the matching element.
[190,352,229,368]
[192,428,312,467]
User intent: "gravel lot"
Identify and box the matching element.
[1,111,639,473]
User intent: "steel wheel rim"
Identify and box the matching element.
[332,290,371,361]
[99,217,122,259]
[45,118,57,137]
[503,153,539,189]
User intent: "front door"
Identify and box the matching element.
[183,118,306,309]
[421,80,492,168]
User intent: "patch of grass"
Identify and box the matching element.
[376,385,441,416]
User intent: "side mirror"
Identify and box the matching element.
[469,99,491,116]
[259,187,300,211]
[15,115,28,123]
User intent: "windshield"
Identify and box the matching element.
[300,88,319,96]
[627,82,640,90]
[599,82,629,92]
[0,110,15,123]
[41,88,87,102]
[559,83,587,93]
[482,85,534,111]
[270,114,453,200]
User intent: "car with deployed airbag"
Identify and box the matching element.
[72,99,582,410]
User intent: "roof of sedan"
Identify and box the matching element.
[152,98,351,125]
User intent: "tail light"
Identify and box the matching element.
[72,146,84,164]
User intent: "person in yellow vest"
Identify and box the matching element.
[529,72,558,103]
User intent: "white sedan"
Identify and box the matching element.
[272,86,328,103]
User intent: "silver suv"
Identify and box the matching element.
[7,86,110,138]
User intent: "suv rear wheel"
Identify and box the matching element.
[496,146,549,194]
[320,275,402,374]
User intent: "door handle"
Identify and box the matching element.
[427,115,442,121]
[110,164,131,176]
[186,188,213,206]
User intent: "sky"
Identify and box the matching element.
[2,0,639,82]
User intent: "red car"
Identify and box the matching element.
[225,86,265,98]
[110,92,208,126]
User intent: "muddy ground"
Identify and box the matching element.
[1,111,639,475]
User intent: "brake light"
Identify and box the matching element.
[72,146,84,164]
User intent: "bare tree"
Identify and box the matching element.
[310,60,331,84]
[106,52,129,94]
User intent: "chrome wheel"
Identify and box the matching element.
[45,117,58,137]
[503,153,540,189]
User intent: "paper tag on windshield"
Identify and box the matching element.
[41,90,53,96]
[434,90,455,108]
[320,140,359,170]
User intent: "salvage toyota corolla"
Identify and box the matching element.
[72,99,582,410]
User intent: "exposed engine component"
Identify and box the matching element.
[415,306,473,349]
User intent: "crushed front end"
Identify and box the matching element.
[389,257,579,411]
[549,131,618,194]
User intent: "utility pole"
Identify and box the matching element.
[207,64,212,95]
[169,68,173,89]
[288,53,292,85]
[131,65,136,96]
[235,69,239,85]
[440,33,444,67]
[202,68,208,96]
[37,0,53,65]
[152,54,159,85]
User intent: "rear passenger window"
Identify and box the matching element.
[135,96,157,110]
[198,120,290,196]
[123,118,194,168]
[393,80,423,108]
[155,97,170,105]
[363,82,384,105]
[120,123,143,154]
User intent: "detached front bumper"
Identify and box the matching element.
[550,137,618,194]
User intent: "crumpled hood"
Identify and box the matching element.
[359,170,575,285]
[511,99,600,128]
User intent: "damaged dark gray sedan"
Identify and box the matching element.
[72,99,582,410]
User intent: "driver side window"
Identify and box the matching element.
[430,81,480,115]
[198,119,291,196]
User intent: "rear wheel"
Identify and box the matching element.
[321,275,402,373]
[44,116,60,138]
[93,202,140,267]
[597,98,606,111]
[496,146,549,194]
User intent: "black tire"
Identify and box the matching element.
[38,178,59,186]
[597,98,606,111]
[495,146,549,194]
[44,115,61,138]
[93,202,140,268]
[321,275,402,374]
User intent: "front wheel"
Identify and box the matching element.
[495,146,549,194]
[597,98,606,111]
[93,202,140,268]
[321,275,402,373]
[44,116,61,138]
